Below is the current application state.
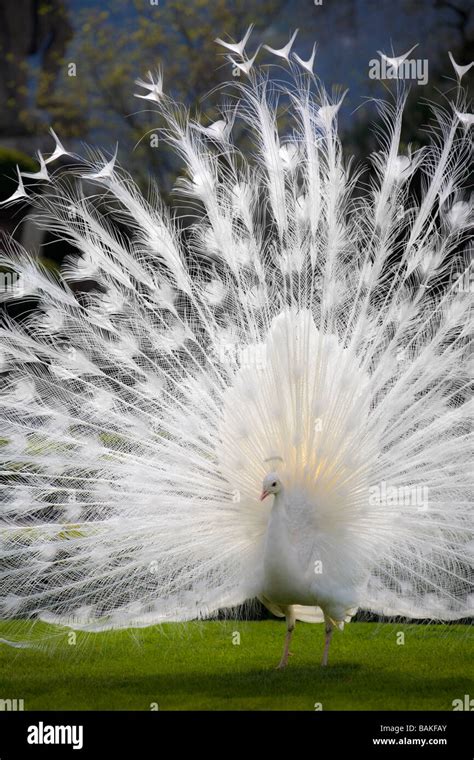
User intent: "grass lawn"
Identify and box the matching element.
[0,621,471,711]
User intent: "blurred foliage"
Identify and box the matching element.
[0,0,73,136]
[41,0,286,195]
[1,0,472,201]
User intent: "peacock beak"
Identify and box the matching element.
[260,490,269,501]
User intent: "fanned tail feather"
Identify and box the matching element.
[0,45,472,647]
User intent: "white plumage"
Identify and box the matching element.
[0,37,472,667]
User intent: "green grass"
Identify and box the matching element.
[0,621,471,711]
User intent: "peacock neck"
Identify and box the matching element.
[265,489,290,549]
[270,489,286,516]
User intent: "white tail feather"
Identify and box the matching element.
[0,47,472,647]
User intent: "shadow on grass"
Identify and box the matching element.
[25,662,469,700]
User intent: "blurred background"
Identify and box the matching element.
[0,0,472,253]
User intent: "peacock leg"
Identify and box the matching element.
[321,620,334,666]
[276,607,295,669]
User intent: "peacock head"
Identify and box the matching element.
[260,472,282,501]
